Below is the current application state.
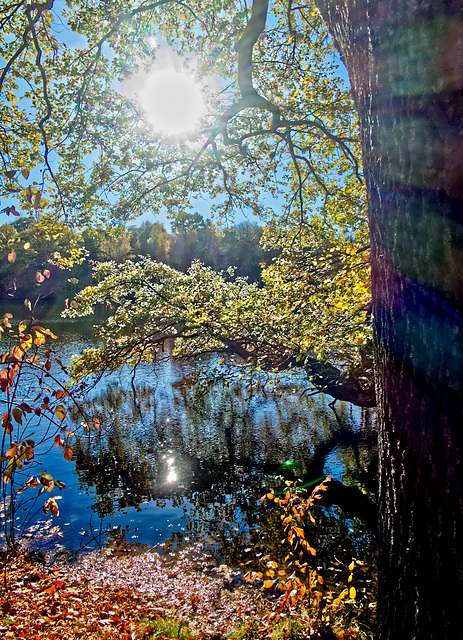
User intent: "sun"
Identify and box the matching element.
[123,50,207,138]
[139,68,204,137]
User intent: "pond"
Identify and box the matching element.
[2,303,377,561]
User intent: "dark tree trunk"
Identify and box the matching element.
[315,1,463,637]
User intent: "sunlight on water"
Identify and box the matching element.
[6,312,377,557]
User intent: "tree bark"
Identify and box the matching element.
[315,1,463,638]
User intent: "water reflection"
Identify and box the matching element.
[70,366,377,558]
[4,311,376,556]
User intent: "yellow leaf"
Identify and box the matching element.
[20,334,32,351]
[349,587,356,599]
[55,405,66,422]
[333,589,348,606]
[34,332,46,346]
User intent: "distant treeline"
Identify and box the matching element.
[0,214,276,302]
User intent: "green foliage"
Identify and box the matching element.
[2,0,371,390]
[2,0,363,231]
[0,217,86,300]
[140,617,194,639]
[62,250,371,394]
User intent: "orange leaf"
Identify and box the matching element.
[12,346,24,360]
[1,412,13,434]
[64,447,73,462]
[34,333,46,346]
[5,442,18,457]
[12,408,23,424]
[33,190,42,209]
[7,249,16,263]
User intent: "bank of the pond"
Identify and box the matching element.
[0,547,359,640]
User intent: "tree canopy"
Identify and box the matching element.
[0,0,372,401]
[1,0,365,231]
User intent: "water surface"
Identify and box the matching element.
[3,308,377,558]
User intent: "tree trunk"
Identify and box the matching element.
[315,1,463,637]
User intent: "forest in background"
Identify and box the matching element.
[0,215,275,302]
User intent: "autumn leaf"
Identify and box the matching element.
[18,320,28,334]
[12,346,25,360]
[12,407,23,424]
[54,434,64,447]
[1,412,13,433]
[43,497,59,516]
[5,442,19,458]
[33,190,42,209]
[55,404,66,422]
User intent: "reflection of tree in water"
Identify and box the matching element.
[71,374,377,558]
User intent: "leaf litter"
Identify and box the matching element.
[0,544,282,639]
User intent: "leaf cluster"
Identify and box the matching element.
[253,477,376,636]
[0,310,99,550]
